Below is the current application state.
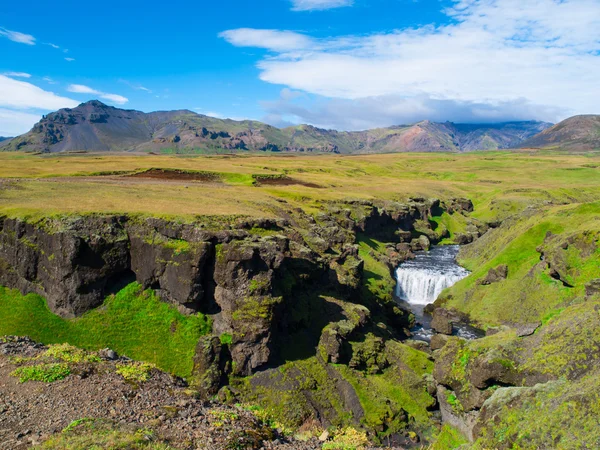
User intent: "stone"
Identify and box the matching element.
[430,334,450,350]
[319,430,330,442]
[431,308,455,335]
[480,264,508,285]
[585,279,600,297]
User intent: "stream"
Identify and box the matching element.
[395,245,481,341]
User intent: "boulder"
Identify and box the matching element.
[431,308,455,335]
[480,264,508,285]
[585,279,600,298]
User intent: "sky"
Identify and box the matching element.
[1,0,599,136]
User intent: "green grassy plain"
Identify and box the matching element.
[0,151,599,221]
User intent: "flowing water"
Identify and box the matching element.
[395,245,480,341]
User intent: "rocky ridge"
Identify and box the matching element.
[0,101,551,154]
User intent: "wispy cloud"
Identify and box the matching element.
[44,42,60,49]
[64,57,75,62]
[119,79,152,93]
[42,76,58,84]
[0,75,78,110]
[3,72,31,79]
[67,84,128,104]
[219,29,314,52]
[223,0,600,125]
[0,27,35,45]
[290,0,353,11]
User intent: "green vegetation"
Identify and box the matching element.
[35,419,174,450]
[0,283,211,377]
[11,363,71,383]
[442,201,600,326]
[473,369,600,450]
[322,427,370,450]
[430,425,469,450]
[116,361,154,383]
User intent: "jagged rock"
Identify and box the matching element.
[446,198,474,214]
[348,333,389,374]
[437,385,479,442]
[192,336,228,397]
[515,322,541,337]
[431,308,455,335]
[411,235,431,252]
[479,264,508,285]
[430,334,450,350]
[585,278,600,297]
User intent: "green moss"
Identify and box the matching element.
[473,370,600,450]
[430,424,469,450]
[11,363,71,383]
[45,343,101,363]
[116,361,154,383]
[220,333,233,345]
[0,283,211,378]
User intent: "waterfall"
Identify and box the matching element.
[395,246,469,305]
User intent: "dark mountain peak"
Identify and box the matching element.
[80,100,109,109]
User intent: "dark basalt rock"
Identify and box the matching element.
[585,278,600,297]
[479,264,508,285]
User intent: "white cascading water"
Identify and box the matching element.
[395,245,469,305]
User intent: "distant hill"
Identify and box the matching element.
[0,100,552,154]
[519,115,600,151]
[0,137,12,143]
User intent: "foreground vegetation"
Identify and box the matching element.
[0,283,210,377]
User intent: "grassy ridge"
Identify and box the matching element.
[442,201,600,326]
[0,283,211,377]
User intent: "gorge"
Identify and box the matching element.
[0,151,599,449]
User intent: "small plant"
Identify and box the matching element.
[116,361,154,383]
[62,418,94,433]
[45,343,101,363]
[11,363,71,383]
[322,427,370,450]
[220,333,233,345]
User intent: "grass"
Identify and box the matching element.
[0,152,599,221]
[442,201,600,326]
[0,283,211,378]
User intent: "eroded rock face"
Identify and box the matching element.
[0,197,462,383]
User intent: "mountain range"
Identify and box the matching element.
[1,100,597,154]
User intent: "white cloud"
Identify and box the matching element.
[0,108,42,136]
[262,90,562,130]
[45,42,60,49]
[3,72,31,78]
[119,79,153,93]
[0,75,78,110]
[219,29,314,52]
[223,0,600,124]
[43,76,58,84]
[291,0,353,11]
[67,84,129,105]
[0,27,35,45]
[64,57,75,62]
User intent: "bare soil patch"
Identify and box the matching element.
[128,168,222,183]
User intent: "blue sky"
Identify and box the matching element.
[1,0,599,135]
